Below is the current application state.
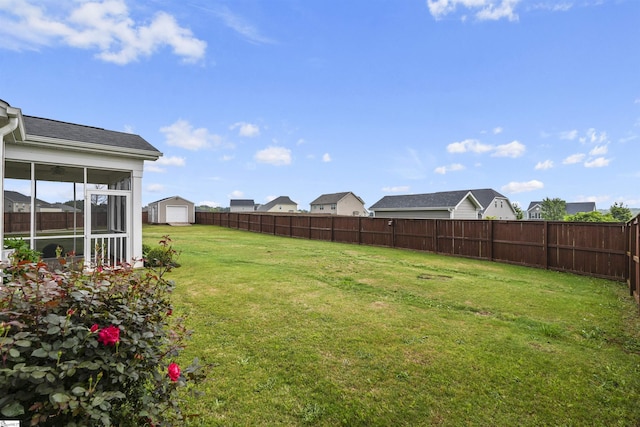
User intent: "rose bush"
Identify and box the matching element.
[0,236,203,426]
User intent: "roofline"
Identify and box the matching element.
[23,134,162,160]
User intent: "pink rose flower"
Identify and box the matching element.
[168,362,180,382]
[90,324,99,333]
[98,325,120,346]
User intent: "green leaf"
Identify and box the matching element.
[47,326,61,335]
[8,348,20,358]
[91,396,105,407]
[31,370,47,379]
[31,348,48,358]
[71,386,87,396]
[14,339,32,347]
[1,401,25,417]
[50,393,71,404]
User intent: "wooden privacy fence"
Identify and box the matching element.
[4,212,106,232]
[196,212,632,285]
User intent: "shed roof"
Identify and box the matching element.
[370,190,481,210]
[150,195,194,205]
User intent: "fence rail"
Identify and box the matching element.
[196,212,633,287]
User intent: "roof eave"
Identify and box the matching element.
[24,135,162,160]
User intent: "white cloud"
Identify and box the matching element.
[230,122,260,137]
[213,5,275,44]
[589,144,608,156]
[382,186,410,193]
[528,3,572,12]
[0,0,206,64]
[199,200,220,207]
[160,119,221,151]
[146,183,164,192]
[534,160,553,170]
[574,195,610,204]
[493,126,503,134]
[254,146,292,166]
[228,190,244,198]
[322,153,332,162]
[447,139,493,154]
[221,154,234,161]
[157,155,186,166]
[434,163,465,174]
[492,140,525,158]
[427,0,520,22]
[584,157,611,168]
[501,180,544,194]
[563,153,585,164]
[144,161,164,173]
[559,129,578,140]
[581,128,608,144]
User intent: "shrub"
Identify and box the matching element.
[0,236,202,426]
[143,239,181,269]
[4,238,40,263]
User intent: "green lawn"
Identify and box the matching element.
[144,224,640,426]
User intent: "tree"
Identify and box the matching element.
[512,203,524,220]
[564,211,616,222]
[541,197,566,221]
[609,202,633,222]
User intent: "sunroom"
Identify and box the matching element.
[1,100,162,268]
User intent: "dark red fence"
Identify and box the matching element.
[628,216,640,304]
[196,212,632,284]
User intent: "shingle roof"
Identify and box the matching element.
[566,202,596,214]
[310,192,364,205]
[4,190,50,206]
[230,199,255,207]
[527,201,596,214]
[468,189,507,212]
[257,196,297,211]
[23,115,161,154]
[370,190,479,210]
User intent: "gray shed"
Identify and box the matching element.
[148,196,195,224]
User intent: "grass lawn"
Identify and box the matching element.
[144,224,640,426]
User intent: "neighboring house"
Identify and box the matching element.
[526,201,596,220]
[148,196,195,224]
[469,188,517,220]
[369,190,482,219]
[230,199,256,212]
[0,99,162,265]
[309,192,367,216]
[4,190,53,212]
[256,196,298,213]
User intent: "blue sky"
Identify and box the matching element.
[1,0,638,211]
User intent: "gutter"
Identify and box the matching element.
[0,103,25,261]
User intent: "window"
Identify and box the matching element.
[330,204,336,210]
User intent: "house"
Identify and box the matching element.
[369,190,483,219]
[256,196,298,213]
[147,196,195,224]
[230,199,256,212]
[4,190,53,212]
[0,99,162,265]
[469,188,517,220]
[309,192,367,216]
[526,201,596,220]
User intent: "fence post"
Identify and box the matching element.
[543,221,549,270]
[358,216,362,245]
[488,220,494,261]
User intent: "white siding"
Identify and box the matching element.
[336,194,367,216]
[482,198,516,220]
[452,198,479,219]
